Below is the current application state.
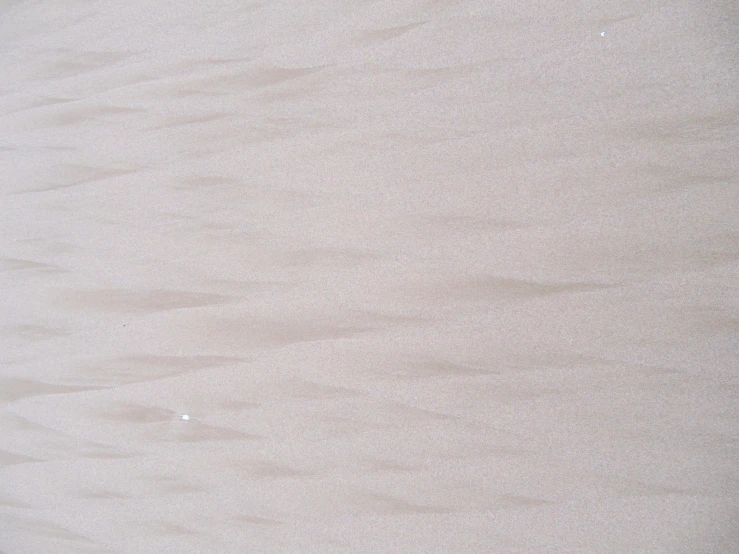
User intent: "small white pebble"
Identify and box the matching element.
[181,414,190,421]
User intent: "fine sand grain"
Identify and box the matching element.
[1,1,738,552]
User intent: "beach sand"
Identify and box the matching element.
[1,1,737,552]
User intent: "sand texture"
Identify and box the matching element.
[1,1,738,552]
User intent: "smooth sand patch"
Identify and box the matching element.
[1,1,737,553]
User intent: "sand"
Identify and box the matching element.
[1,1,737,552]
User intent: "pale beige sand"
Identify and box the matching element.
[1,1,737,552]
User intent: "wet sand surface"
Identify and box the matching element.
[1,1,737,552]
